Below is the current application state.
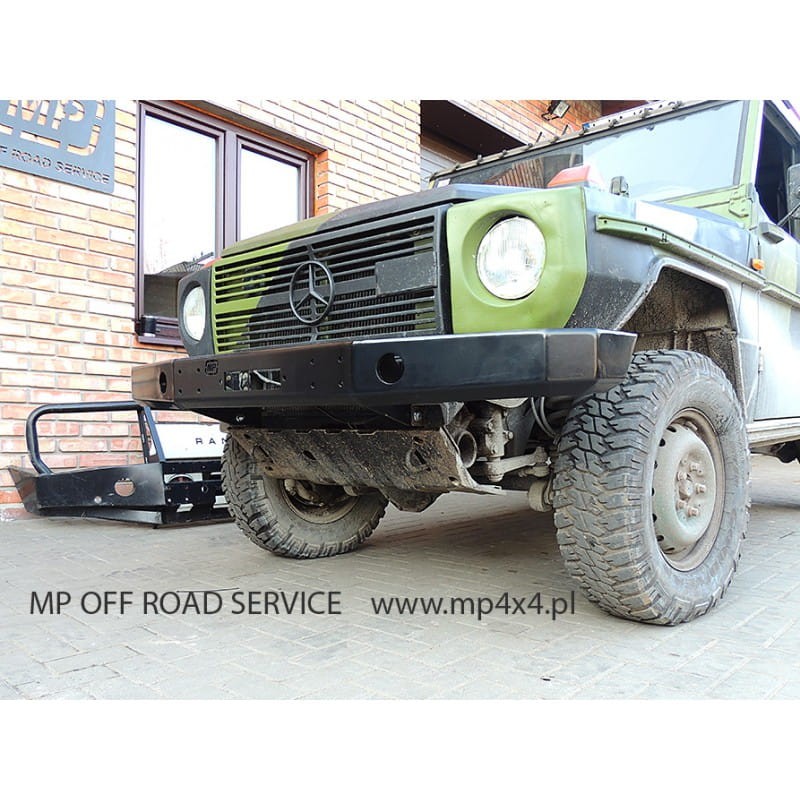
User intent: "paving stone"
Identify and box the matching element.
[15,665,119,697]
[707,671,787,699]
[770,681,800,699]
[45,645,139,674]
[85,676,163,700]
[0,681,23,699]
[1,455,799,699]
[111,656,183,686]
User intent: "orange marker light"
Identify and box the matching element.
[547,163,606,189]
[751,258,765,271]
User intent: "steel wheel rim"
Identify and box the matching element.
[651,410,725,571]
[279,479,358,523]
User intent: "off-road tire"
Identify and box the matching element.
[552,350,750,625]
[222,436,388,558]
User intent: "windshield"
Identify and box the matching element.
[439,101,747,201]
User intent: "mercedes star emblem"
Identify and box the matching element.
[289,260,335,325]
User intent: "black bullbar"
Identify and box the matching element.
[132,329,637,411]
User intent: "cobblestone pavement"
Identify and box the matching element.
[1,454,799,700]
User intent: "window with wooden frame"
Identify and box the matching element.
[136,102,313,344]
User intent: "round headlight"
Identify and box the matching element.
[181,285,207,342]
[476,217,546,300]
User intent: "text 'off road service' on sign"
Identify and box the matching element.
[0,100,115,193]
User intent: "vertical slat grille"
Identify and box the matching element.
[213,210,443,352]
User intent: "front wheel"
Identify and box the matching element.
[552,350,750,625]
[222,436,388,558]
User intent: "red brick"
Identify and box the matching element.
[54,422,82,436]
[2,170,60,196]
[4,340,56,358]
[2,288,35,304]
[0,437,36,454]
[35,261,88,280]
[59,438,108,453]
[109,438,141,452]
[82,423,135,437]
[83,330,131,347]
[59,216,108,237]
[0,252,36,270]
[41,293,88,312]
[110,197,135,215]
[55,374,104,392]
[106,378,132,393]
[29,389,82,404]
[0,423,24,442]
[1,370,55,388]
[56,342,106,360]
[1,404,36,420]
[2,270,58,292]
[35,227,89,249]
[0,184,35,206]
[109,258,136,274]
[89,238,134,258]
[87,268,135,288]
[0,489,26,506]
[110,318,134,334]
[54,311,108,330]
[0,352,29,370]
[29,356,86,374]
[2,305,57,324]
[3,238,58,260]
[58,277,109,300]
[78,453,129,468]
[87,298,133,318]
[34,195,88,218]
[89,206,133,229]
[85,360,131,377]
[81,392,130,403]
[0,218,35,238]
[108,287,135,304]
[28,325,82,343]
[0,389,29,403]
[58,247,109,268]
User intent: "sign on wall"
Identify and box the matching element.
[0,100,116,193]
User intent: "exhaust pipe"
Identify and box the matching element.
[456,431,478,468]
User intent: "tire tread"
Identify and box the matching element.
[553,350,749,625]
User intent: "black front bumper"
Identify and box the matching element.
[132,330,636,414]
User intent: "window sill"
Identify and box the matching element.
[136,334,186,349]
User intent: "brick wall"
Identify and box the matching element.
[0,98,606,520]
[2,102,141,518]
[460,100,603,142]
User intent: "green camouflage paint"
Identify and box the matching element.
[210,212,339,351]
[445,187,589,333]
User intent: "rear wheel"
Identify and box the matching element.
[552,350,750,624]
[222,436,388,558]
